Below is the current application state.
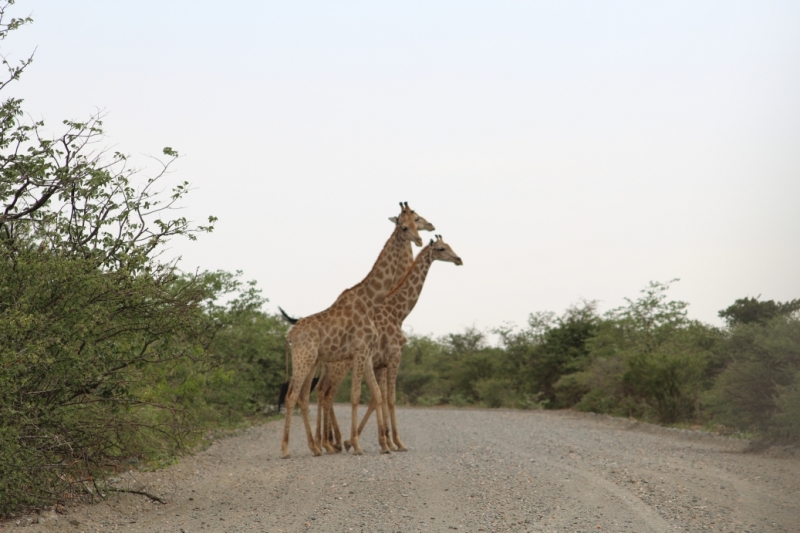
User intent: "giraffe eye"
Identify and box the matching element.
[402,227,408,231]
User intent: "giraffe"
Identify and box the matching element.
[277,210,435,448]
[312,212,436,452]
[318,236,463,454]
[280,202,423,458]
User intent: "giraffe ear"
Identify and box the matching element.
[389,216,398,224]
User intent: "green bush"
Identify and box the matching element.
[474,377,518,408]
[497,303,598,408]
[622,342,708,423]
[706,315,800,442]
[0,5,290,513]
[203,275,289,420]
[573,355,644,416]
[568,282,719,423]
[0,246,217,515]
[771,371,800,443]
[396,367,438,404]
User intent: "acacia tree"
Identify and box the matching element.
[497,302,599,408]
[718,297,800,327]
[708,300,800,443]
[571,281,719,423]
[0,2,221,514]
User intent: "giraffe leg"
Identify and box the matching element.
[281,382,297,459]
[321,400,331,452]
[387,360,407,451]
[347,357,364,455]
[315,374,337,454]
[320,363,346,453]
[314,386,323,450]
[356,387,378,437]
[355,367,387,448]
[349,350,389,454]
[281,350,320,458]
[324,394,343,452]
[328,403,343,451]
[321,381,339,454]
[319,403,338,454]
[342,395,354,450]
[361,356,390,454]
[377,367,394,450]
[297,368,322,457]
[314,371,323,449]
[353,369,390,449]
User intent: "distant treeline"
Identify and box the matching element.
[393,287,800,439]
[331,285,800,448]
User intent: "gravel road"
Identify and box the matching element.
[6,406,799,533]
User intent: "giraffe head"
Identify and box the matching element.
[429,234,463,266]
[394,202,424,246]
[389,209,435,232]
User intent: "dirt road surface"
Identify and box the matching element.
[5,406,799,533]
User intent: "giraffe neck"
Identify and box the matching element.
[348,226,409,305]
[384,244,435,322]
[390,241,415,288]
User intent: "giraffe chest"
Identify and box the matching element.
[372,319,405,368]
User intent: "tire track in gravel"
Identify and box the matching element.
[6,407,799,533]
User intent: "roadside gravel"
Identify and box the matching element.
[5,406,799,532]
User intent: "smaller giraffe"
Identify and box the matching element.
[318,236,463,453]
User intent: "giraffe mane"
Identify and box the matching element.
[337,222,404,297]
[385,241,432,300]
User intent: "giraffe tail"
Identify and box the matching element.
[278,382,289,412]
[278,336,291,412]
[278,306,300,325]
[277,377,319,413]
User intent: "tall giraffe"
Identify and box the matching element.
[312,212,436,451]
[318,236,463,454]
[281,203,422,458]
[278,211,435,448]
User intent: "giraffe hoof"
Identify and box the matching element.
[333,444,343,452]
[282,453,292,459]
[343,440,352,451]
[381,448,392,454]
[396,445,408,452]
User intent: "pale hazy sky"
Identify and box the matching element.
[7,1,800,336]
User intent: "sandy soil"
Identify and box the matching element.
[3,406,799,533]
